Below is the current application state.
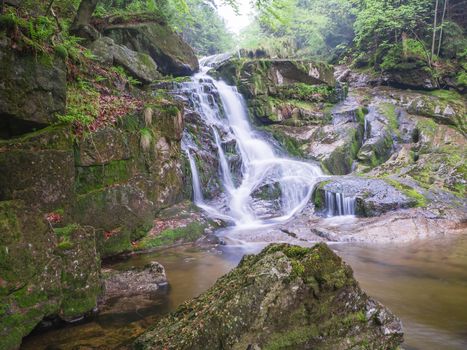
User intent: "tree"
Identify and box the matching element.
[70,0,99,39]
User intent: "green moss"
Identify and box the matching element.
[429,89,462,101]
[384,178,428,207]
[60,293,97,318]
[278,83,336,101]
[75,160,133,194]
[355,107,368,126]
[54,224,79,238]
[54,224,78,251]
[264,326,318,350]
[416,118,437,138]
[54,44,68,59]
[136,222,206,250]
[264,126,304,157]
[379,103,399,133]
[312,181,331,209]
[57,81,100,126]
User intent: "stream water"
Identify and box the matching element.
[20,58,467,349]
[22,234,467,350]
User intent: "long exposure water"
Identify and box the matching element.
[181,58,322,228]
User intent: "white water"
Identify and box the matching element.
[325,191,356,216]
[182,57,323,228]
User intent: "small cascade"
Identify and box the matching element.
[186,149,204,204]
[325,191,356,216]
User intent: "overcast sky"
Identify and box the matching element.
[215,0,253,34]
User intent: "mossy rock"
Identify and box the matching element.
[73,183,155,257]
[75,127,131,166]
[55,224,101,320]
[0,201,60,349]
[0,39,66,132]
[103,20,199,76]
[0,148,75,211]
[134,243,403,350]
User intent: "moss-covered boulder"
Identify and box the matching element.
[382,64,437,90]
[134,243,403,350]
[75,126,131,166]
[0,39,66,135]
[88,36,161,84]
[103,20,199,76]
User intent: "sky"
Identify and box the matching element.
[215,0,253,34]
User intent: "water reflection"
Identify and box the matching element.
[22,235,467,350]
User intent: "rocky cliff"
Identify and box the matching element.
[0,11,199,348]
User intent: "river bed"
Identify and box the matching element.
[21,233,467,350]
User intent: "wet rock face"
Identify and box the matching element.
[0,39,66,135]
[134,243,403,350]
[103,21,199,76]
[102,262,167,301]
[313,177,416,217]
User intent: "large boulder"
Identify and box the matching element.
[102,261,167,302]
[0,39,66,135]
[134,243,403,350]
[313,177,418,216]
[103,21,199,76]
[88,37,161,84]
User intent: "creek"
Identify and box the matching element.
[21,58,467,350]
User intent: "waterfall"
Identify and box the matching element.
[178,57,323,228]
[325,191,356,216]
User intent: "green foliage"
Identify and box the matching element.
[96,0,233,55]
[456,71,467,87]
[111,65,142,86]
[381,39,428,70]
[57,80,100,126]
[240,0,355,59]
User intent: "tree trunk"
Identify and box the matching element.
[70,0,99,38]
[437,0,448,57]
[431,0,439,59]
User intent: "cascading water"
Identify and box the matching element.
[324,191,356,216]
[180,56,323,228]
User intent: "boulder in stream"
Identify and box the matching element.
[102,262,167,301]
[134,243,403,350]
